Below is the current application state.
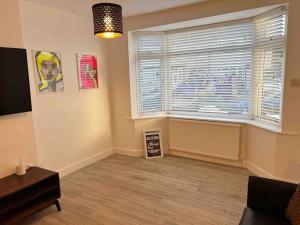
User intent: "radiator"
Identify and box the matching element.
[169,118,241,161]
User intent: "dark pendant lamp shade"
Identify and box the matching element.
[92,3,123,39]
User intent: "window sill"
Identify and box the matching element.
[129,114,167,120]
[130,114,291,134]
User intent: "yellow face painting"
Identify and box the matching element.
[35,51,64,92]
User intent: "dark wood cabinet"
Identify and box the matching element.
[0,167,61,225]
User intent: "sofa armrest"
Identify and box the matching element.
[247,176,297,217]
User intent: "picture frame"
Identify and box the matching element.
[76,53,99,91]
[32,50,64,94]
[143,129,164,159]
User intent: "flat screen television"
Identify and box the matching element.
[0,47,32,116]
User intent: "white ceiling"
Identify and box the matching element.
[25,0,207,17]
[142,5,281,31]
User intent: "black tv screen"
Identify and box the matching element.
[0,47,32,116]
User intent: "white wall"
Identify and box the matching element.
[19,1,113,174]
[0,0,38,178]
[245,126,277,177]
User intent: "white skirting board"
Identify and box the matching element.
[114,147,170,158]
[114,147,144,157]
[244,160,299,184]
[113,146,242,167]
[243,160,274,178]
[57,148,114,177]
[168,148,243,168]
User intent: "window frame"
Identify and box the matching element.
[128,7,288,130]
[251,6,288,128]
[129,31,167,119]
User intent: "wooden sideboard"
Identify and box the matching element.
[0,167,61,225]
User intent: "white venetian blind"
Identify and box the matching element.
[166,23,253,118]
[135,33,165,115]
[252,7,287,123]
[132,7,287,126]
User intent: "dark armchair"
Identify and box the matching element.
[239,176,297,225]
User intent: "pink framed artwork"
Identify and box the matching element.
[77,54,99,90]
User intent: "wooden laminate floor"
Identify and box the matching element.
[21,155,251,225]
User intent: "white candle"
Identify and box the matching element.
[16,162,26,176]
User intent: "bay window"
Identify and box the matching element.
[130,7,287,128]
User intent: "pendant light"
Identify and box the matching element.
[92,3,123,39]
